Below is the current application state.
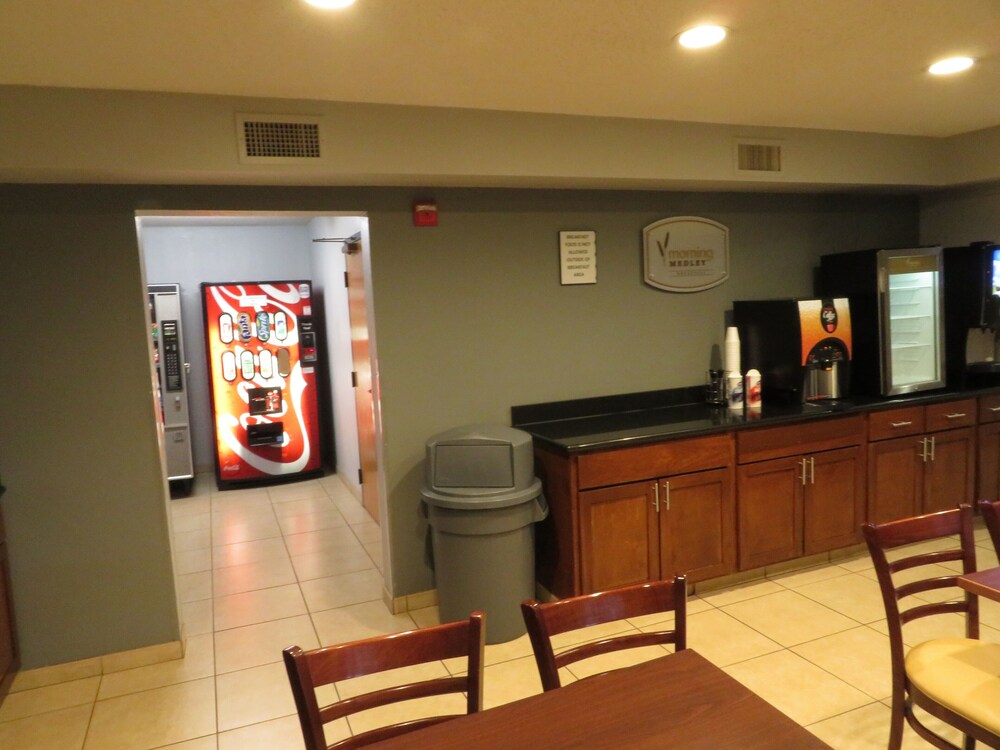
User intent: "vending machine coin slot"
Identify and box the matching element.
[247,422,284,446]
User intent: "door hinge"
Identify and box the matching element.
[351,371,358,388]
[358,468,363,484]
[344,271,349,288]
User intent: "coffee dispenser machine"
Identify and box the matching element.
[733,298,852,404]
[944,241,1000,388]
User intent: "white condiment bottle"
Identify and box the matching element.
[745,368,762,409]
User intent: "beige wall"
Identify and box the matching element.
[1,85,982,190]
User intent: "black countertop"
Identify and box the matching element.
[511,385,999,454]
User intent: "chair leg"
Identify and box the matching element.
[887,694,905,750]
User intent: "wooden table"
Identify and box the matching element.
[367,649,831,749]
[958,566,1000,603]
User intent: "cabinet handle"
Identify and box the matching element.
[809,456,816,485]
[652,482,659,512]
[799,458,808,486]
[891,421,913,428]
[929,435,936,461]
[919,437,929,462]
[664,480,670,511]
[990,406,1000,413]
[944,413,967,419]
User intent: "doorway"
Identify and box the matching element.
[134,211,387,583]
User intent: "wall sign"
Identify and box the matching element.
[642,216,729,292]
[559,231,597,285]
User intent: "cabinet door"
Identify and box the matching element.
[923,427,976,514]
[867,436,923,524]
[737,456,803,570]
[578,482,658,593]
[803,446,866,554]
[978,422,1000,503]
[659,468,735,583]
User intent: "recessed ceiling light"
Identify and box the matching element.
[678,25,727,49]
[304,0,356,9]
[928,56,974,75]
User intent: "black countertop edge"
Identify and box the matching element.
[512,384,1000,455]
[510,385,706,426]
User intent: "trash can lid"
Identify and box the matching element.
[421,477,542,510]
[425,424,537,494]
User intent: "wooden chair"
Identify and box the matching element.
[863,505,1000,750]
[520,577,686,692]
[282,611,485,750]
[979,499,1000,556]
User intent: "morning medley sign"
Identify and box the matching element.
[642,216,730,293]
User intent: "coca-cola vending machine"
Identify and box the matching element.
[201,280,323,489]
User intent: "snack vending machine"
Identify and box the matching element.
[201,280,323,489]
[149,283,195,492]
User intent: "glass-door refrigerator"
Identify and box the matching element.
[818,246,945,397]
[201,280,323,489]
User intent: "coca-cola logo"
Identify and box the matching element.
[821,305,838,333]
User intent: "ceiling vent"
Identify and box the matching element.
[734,139,783,175]
[237,114,323,164]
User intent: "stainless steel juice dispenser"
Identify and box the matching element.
[733,298,852,404]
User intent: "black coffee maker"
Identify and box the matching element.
[734,298,852,404]
[944,241,1000,388]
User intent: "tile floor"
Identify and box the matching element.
[1,473,998,749]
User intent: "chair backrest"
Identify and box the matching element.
[979,499,1000,556]
[283,611,485,750]
[862,505,979,693]
[521,577,686,692]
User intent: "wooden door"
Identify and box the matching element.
[344,239,379,522]
[923,427,976,514]
[736,456,803,570]
[978,422,1000,502]
[867,436,923,524]
[0,542,17,701]
[803,446,866,554]
[659,468,735,583]
[579,482,658,593]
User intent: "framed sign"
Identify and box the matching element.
[642,217,729,292]
[559,231,596,285]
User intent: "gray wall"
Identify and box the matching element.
[0,188,180,667]
[140,222,314,471]
[919,183,1000,246]
[0,183,918,667]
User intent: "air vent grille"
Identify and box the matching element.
[735,141,783,174]
[237,114,323,163]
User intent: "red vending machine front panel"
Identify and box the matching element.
[202,281,322,487]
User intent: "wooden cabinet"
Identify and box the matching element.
[0,498,17,702]
[978,394,1000,502]
[533,392,987,599]
[578,481,657,593]
[578,467,735,593]
[537,433,734,597]
[736,416,866,570]
[867,399,976,523]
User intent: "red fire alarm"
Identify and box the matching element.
[413,200,438,227]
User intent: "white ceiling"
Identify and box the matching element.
[3,0,999,138]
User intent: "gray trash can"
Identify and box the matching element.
[421,425,548,644]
